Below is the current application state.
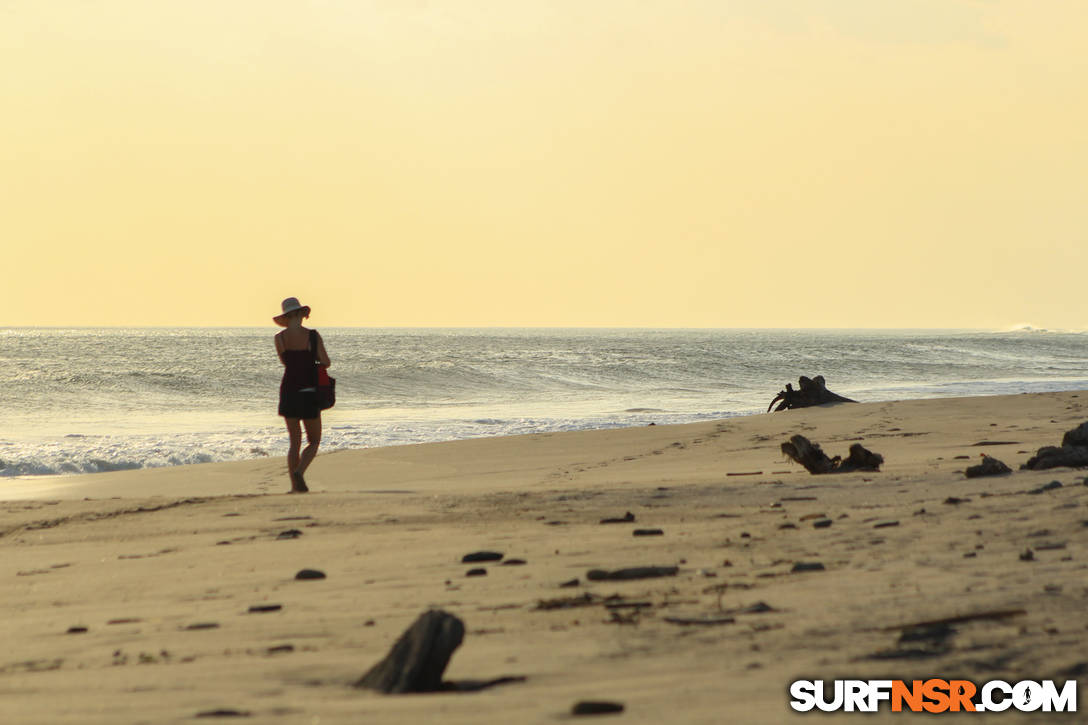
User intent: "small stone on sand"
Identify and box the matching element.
[965,455,1012,478]
[461,551,503,563]
[586,566,678,581]
[599,512,636,524]
[247,604,283,613]
[572,701,625,716]
[791,562,825,573]
[195,709,251,718]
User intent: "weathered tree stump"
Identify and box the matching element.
[767,376,856,412]
[781,435,883,474]
[1022,421,1088,471]
[355,609,465,693]
[780,435,835,473]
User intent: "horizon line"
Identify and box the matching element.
[0,324,1065,332]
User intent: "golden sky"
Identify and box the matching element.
[2,1,1086,328]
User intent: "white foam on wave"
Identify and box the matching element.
[0,409,743,479]
[1002,324,1088,335]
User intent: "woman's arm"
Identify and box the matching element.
[315,331,331,368]
[274,332,286,364]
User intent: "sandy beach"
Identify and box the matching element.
[3,391,1087,723]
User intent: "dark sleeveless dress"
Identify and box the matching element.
[278,340,320,419]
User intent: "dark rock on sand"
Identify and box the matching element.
[791,562,825,573]
[195,709,251,718]
[599,512,636,524]
[66,626,88,634]
[461,551,503,563]
[560,578,580,588]
[586,566,678,581]
[632,529,664,537]
[1023,446,1088,470]
[355,609,465,693]
[466,568,488,577]
[185,622,220,630]
[501,559,527,566]
[295,569,326,580]
[247,604,283,613]
[1062,421,1088,448]
[1028,480,1063,494]
[965,455,1012,478]
[734,601,776,614]
[1019,549,1035,562]
[943,496,970,505]
[1022,421,1088,470]
[813,519,833,529]
[572,701,625,716]
[276,529,303,539]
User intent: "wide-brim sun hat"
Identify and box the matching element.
[273,297,311,326]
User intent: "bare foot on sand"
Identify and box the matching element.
[289,471,308,493]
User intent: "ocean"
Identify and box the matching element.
[1,327,1086,480]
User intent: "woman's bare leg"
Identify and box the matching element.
[285,418,302,473]
[284,418,306,491]
[296,416,322,477]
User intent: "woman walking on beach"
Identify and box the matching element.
[274,297,330,493]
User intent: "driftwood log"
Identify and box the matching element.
[767,376,856,412]
[781,435,883,474]
[355,609,465,693]
[1022,421,1088,471]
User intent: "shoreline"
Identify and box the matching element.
[3,390,1087,722]
[0,390,1083,497]
[3,388,1085,498]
